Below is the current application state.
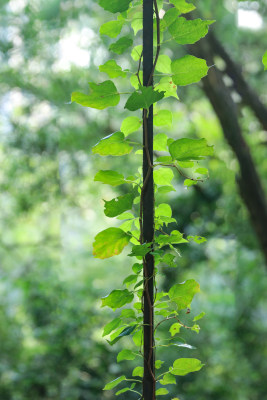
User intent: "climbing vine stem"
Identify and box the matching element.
[71,0,214,398]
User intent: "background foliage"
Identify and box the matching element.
[0,0,267,399]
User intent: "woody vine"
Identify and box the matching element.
[72,0,214,399]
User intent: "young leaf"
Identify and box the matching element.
[72,81,119,110]
[131,45,143,61]
[103,318,122,337]
[169,322,182,336]
[154,168,174,186]
[159,372,176,385]
[169,138,214,161]
[155,360,164,369]
[93,132,132,156]
[169,279,200,310]
[99,0,132,13]
[117,349,137,362]
[154,110,173,127]
[193,311,206,321]
[100,20,124,38]
[93,227,130,259]
[104,375,127,391]
[125,86,165,111]
[163,8,181,28]
[110,36,133,54]
[132,366,144,377]
[154,133,168,151]
[169,17,215,45]
[156,230,187,247]
[155,54,172,74]
[128,243,151,257]
[104,193,134,218]
[156,388,169,395]
[171,55,209,86]
[155,203,172,218]
[102,289,134,310]
[121,116,142,135]
[263,51,267,70]
[94,170,125,186]
[155,77,179,99]
[172,0,196,13]
[170,358,203,376]
[99,60,127,78]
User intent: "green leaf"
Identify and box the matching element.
[132,263,143,274]
[93,227,130,259]
[132,329,142,346]
[195,167,208,175]
[123,274,138,287]
[156,230,187,247]
[93,132,132,156]
[125,86,165,111]
[121,116,142,136]
[156,54,172,74]
[102,289,134,310]
[169,17,215,44]
[117,349,137,362]
[188,235,207,244]
[163,8,181,28]
[154,110,173,127]
[191,324,200,333]
[155,77,179,99]
[72,80,119,110]
[169,322,182,336]
[99,60,126,78]
[154,133,168,151]
[109,36,133,54]
[130,73,143,90]
[155,203,172,218]
[172,0,196,13]
[160,373,176,385]
[171,55,209,86]
[99,0,132,13]
[103,318,122,337]
[116,384,135,395]
[131,45,143,61]
[154,168,174,186]
[109,325,137,345]
[104,193,134,218]
[128,243,151,257]
[169,279,200,310]
[131,11,143,34]
[263,51,267,70]
[132,366,144,377]
[155,360,164,369]
[103,375,126,390]
[94,170,125,186]
[156,388,169,395]
[170,358,203,376]
[161,253,176,267]
[100,20,124,38]
[193,312,206,322]
[184,179,198,187]
[169,138,214,161]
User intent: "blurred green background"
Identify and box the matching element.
[0,0,267,399]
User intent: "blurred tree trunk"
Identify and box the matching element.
[188,29,267,265]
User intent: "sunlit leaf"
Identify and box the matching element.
[154,110,173,127]
[169,17,215,44]
[93,227,130,259]
[103,375,126,390]
[121,116,142,135]
[170,358,203,376]
[263,51,267,70]
[156,388,169,395]
[171,55,209,86]
[117,349,137,362]
[159,372,176,385]
[102,289,134,310]
[169,138,214,161]
[154,133,168,151]
[169,279,200,309]
[172,0,196,13]
[132,366,144,377]
[99,60,127,78]
[93,132,132,156]
[156,54,172,74]
[103,318,122,337]
[154,168,174,186]
[100,20,124,38]
[155,76,179,99]
[169,322,182,336]
[94,170,125,186]
[72,81,119,110]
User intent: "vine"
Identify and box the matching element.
[72,0,214,399]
